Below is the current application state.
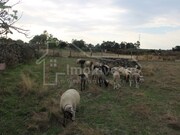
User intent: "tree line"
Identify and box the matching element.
[29,31,141,54]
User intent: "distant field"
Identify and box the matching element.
[0,56,180,135]
[45,49,136,59]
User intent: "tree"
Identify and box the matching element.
[126,42,135,49]
[134,41,140,49]
[59,40,68,48]
[29,31,59,49]
[172,46,180,51]
[72,39,87,50]
[0,0,28,37]
[101,41,114,51]
[120,41,127,49]
[16,39,24,44]
[29,34,47,45]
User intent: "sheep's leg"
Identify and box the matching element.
[136,81,139,88]
[117,82,120,89]
[126,75,129,83]
[83,79,85,90]
[118,79,121,88]
[113,81,116,89]
[80,80,83,91]
[129,80,132,87]
[99,78,101,87]
[114,80,119,89]
[63,112,67,127]
[86,79,89,88]
[72,111,75,121]
[91,75,94,83]
[81,78,85,91]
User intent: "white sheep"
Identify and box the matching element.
[91,67,99,84]
[118,67,131,83]
[94,68,109,87]
[84,60,93,70]
[111,66,119,74]
[127,67,142,74]
[60,89,80,126]
[113,70,121,89]
[129,72,144,88]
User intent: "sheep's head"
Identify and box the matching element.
[78,59,86,64]
[64,111,73,120]
[64,104,74,120]
[79,74,85,78]
[64,104,73,112]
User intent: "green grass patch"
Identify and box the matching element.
[0,58,180,135]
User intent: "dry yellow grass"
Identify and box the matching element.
[142,64,159,76]
[27,111,49,131]
[137,54,178,61]
[19,72,36,96]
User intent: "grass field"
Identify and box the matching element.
[0,57,180,135]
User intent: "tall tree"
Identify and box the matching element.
[0,0,28,36]
[59,40,68,48]
[29,34,47,45]
[134,41,140,49]
[72,39,87,50]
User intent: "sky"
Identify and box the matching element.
[7,0,180,49]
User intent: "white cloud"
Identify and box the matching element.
[6,0,180,49]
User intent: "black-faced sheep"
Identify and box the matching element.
[101,64,110,76]
[60,89,80,127]
[92,63,110,76]
[76,59,86,68]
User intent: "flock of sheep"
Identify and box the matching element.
[60,58,144,126]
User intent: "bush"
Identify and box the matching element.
[0,43,38,67]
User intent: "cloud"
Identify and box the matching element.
[7,0,180,49]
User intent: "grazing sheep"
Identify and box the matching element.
[92,62,102,70]
[118,67,131,83]
[60,89,80,127]
[92,68,109,87]
[84,60,93,70]
[113,71,121,89]
[111,66,119,74]
[92,64,110,76]
[101,64,110,76]
[76,58,81,64]
[76,59,86,68]
[94,61,102,67]
[129,72,144,88]
[127,67,142,75]
[91,67,99,84]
